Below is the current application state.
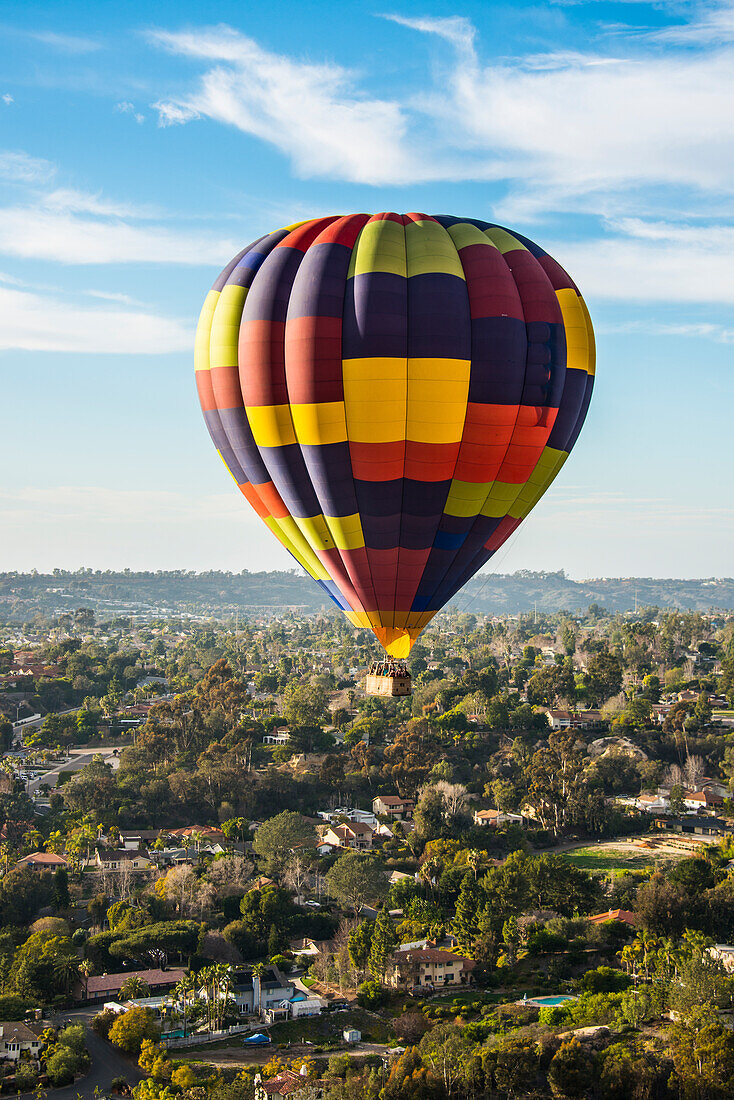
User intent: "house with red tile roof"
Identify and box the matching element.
[587,909,638,927]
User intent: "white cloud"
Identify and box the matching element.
[0,201,236,265]
[115,100,145,124]
[0,150,54,183]
[549,218,734,304]
[0,284,191,353]
[382,13,476,52]
[150,26,424,185]
[652,0,734,42]
[148,17,734,213]
[598,318,734,342]
[2,94,13,106]
[30,31,100,53]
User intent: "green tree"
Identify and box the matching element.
[325,852,389,911]
[108,1006,158,1054]
[671,1006,734,1100]
[548,1039,597,1098]
[252,811,315,876]
[368,908,397,982]
[348,920,374,978]
[283,682,327,728]
[452,875,484,954]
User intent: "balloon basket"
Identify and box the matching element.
[365,660,412,697]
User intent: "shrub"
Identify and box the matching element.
[357,980,387,1009]
[45,1044,83,1086]
[92,1008,118,1039]
[57,1024,86,1055]
[109,1007,158,1055]
[269,954,292,972]
[580,966,632,995]
[14,1063,39,1091]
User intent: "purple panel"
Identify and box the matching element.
[244,247,304,323]
[468,316,527,405]
[259,443,320,517]
[407,273,471,359]
[203,410,247,485]
[546,366,589,451]
[287,242,352,320]
[219,407,269,485]
[342,272,408,359]
[301,442,358,518]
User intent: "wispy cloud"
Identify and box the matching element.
[115,100,145,124]
[0,150,55,183]
[150,26,425,185]
[29,30,100,54]
[0,190,236,265]
[0,284,191,353]
[148,16,734,215]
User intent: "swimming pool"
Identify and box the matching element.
[522,995,576,1007]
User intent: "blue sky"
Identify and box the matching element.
[1,0,732,580]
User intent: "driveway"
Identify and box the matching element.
[14,1020,144,1100]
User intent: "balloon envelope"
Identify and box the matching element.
[195,213,594,657]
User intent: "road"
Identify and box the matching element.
[14,1017,144,1100]
[26,748,122,794]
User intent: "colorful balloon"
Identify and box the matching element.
[195,213,594,658]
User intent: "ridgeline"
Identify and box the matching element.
[1,569,732,620]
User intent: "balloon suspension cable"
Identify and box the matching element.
[451,525,526,617]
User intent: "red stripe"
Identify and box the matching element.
[350,441,405,482]
[210,365,244,410]
[276,217,339,253]
[404,441,459,482]
[284,316,343,404]
[316,213,371,247]
[485,515,521,551]
[239,320,287,406]
[501,250,563,324]
[195,371,217,413]
[240,483,270,519]
[537,255,578,293]
[252,480,290,520]
[458,242,524,321]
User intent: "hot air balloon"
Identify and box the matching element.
[195,213,594,694]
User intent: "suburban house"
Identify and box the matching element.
[254,1067,325,1099]
[473,808,523,828]
[15,851,69,870]
[263,728,290,746]
[230,965,296,1017]
[387,947,475,990]
[655,816,734,839]
[544,709,606,731]
[0,1021,44,1061]
[684,789,724,812]
[75,967,186,1004]
[318,821,373,851]
[289,937,334,960]
[587,909,638,927]
[372,795,415,820]
[95,848,152,872]
[635,793,670,814]
[708,945,734,972]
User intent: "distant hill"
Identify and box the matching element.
[1,569,732,621]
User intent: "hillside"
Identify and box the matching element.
[1,569,732,621]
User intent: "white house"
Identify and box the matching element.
[473,808,523,828]
[0,1022,44,1061]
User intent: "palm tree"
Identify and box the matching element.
[119,975,151,1001]
[53,954,81,995]
[174,973,196,1038]
[78,960,93,1001]
[251,963,266,1017]
[467,850,484,881]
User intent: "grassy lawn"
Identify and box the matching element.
[301,976,316,988]
[268,1007,393,1048]
[563,846,658,873]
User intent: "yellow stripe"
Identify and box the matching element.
[407,358,470,444]
[294,514,335,551]
[581,296,596,377]
[405,219,465,279]
[266,516,331,581]
[444,480,492,518]
[347,218,407,278]
[209,284,248,371]
[194,289,218,374]
[343,357,407,443]
[556,289,594,377]
[246,404,297,448]
[325,512,365,550]
[483,227,527,254]
[291,401,347,446]
[508,448,568,519]
[480,480,524,518]
[446,222,499,252]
